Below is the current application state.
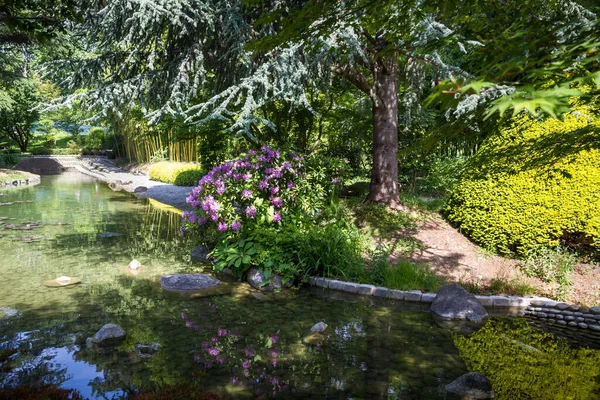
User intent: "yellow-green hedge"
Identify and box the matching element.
[444,109,600,256]
[148,162,204,186]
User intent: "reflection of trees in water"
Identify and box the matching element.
[454,318,600,399]
[2,286,469,399]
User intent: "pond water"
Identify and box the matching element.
[1,173,600,399]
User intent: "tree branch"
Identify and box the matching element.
[331,63,376,104]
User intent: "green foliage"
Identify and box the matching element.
[0,152,18,167]
[444,108,600,257]
[212,212,366,283]
[0,78,43,152]
[350,201,417,239]
[0,385,85,400]
[487,277,536,297]
[367,247,443,292]
[521,246,577,299]
[173,169,206,187]
[149,162,204,185]
[454,318,600,399]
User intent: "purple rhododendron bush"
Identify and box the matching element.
[181,146,366,282]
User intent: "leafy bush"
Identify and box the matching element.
[149,162,204,185]
[444,109,600,256]
[174,169,206,186]
[0,153,18,167]
[183,147,353,281]
[182,146,342,235]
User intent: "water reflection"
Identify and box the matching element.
[2,173,600,399]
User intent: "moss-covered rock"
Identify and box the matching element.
[444,109,600,256]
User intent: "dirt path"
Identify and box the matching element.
[406,215,520,284]
[398,213,600,305]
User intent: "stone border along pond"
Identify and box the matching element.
[307,276,600,333]
[1,174,41,187]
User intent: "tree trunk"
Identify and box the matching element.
[369,55,400,206]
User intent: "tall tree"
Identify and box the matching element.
[45,0,598,206]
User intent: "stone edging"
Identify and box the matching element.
[308,276,551,309]
[1,175,41,187]
[523,300,600,331]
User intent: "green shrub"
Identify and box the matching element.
[444,109,600,257]
[149,161,203,185]
[174,169,206,186]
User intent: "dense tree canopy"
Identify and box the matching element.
[21,0,600,204]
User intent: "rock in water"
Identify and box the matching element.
[190,245,210,262]
[92,323,127,347]
[160,274,220,291]
[446,372,495,399]
[128,259,142,271]
[246,267,292,292]
[431,284,489,323]
[311,322,328,333]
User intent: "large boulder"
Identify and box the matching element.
[92,323,127,347]
[431,284,488,323]
[13,157,63,174]
[160,273,220,292]
[446,372,495,399]
[246,267,292,292]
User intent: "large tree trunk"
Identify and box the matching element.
[369,55,400,206]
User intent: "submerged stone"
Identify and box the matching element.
[43,276,82,287]
[311,322,328,333]
[92,323,127,347]
[246,267,292,292]
[446,372,495,399]
[160,273,220,292]
[128,259,142,271]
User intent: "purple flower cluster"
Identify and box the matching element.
[182,146,306,234]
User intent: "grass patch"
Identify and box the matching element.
[399,192,445,213]
[346,199,417,239]
[0,169,35,181]
[382,260,444,292]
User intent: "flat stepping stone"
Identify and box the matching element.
[160,274,220,292]
[44,276,82,287]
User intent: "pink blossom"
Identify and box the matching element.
[242,359,251,369]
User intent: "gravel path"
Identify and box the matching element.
[73,159,192,211]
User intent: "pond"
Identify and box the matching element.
[1,173,600,399]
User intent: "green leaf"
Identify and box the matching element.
[242,255,251,264]
[235,258,242,268]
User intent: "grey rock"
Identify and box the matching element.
[404,290,422,302]
[590,307,600,315]
[133,186,148,193]
[328,280,345,291]
[357,284,375,296]
[556,303,570,310]
[475,296,493,307]
[92,323,127,347]
[388,289,404,300]
[421,293,437,303]
[579,323,589,329]
[446,372,495,399]
[135,342,160,358]
[568,321,578,327]
[160,274,220,291]
[341,282,359,293]
[373,287,389,298]
[431,284,489,323]
[491,296,510,307]
[190,245,210,262]
[311,322,328,332]
[246,267,292,292]
[589,325,600,332]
